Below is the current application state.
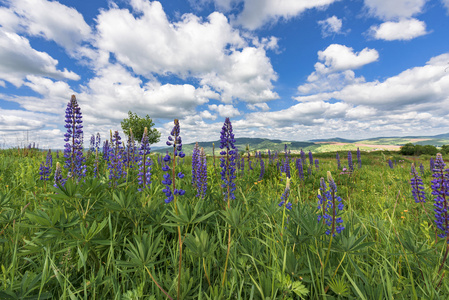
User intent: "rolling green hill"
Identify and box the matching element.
[152,133,449,155]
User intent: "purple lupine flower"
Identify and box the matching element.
[93,148,99,178]
[249,160,253,170]
[300,149,306,166]
[63,95,86,180]
[196,147,208,198]
[410,163,426,203]
[317,171,345,236]
[347,151,353,172]
[307,166,312,176]
[308,150,313,166]
[90,134,95,152]
[95,133,101,151]
[284,157,291,178]
[431,153,449,241]
[278,178,292,210]
[220,117,237,202]
[296,158,304,181]
[103,140,109,161]
[39,150,52,181]
[192,142,200,186]
[259,158,265,180]
[240,157,245,173]
[56,150,59,159]
[53,162,66,187]
[162,119,186,204]
[388,159,394,169]
[357,147,362,169]
[430,158,435,171]
[107,130,126,186]
[137,127,152,191]
[315,159,319,171]
[419,163,425,176]
[336,152,341,169]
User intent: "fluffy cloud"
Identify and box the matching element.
[0,0,92,52]
[443,0,449,12]
[94,0,278,103]
[315,44,379,73]
[318,16,344,37]
[0,29,80,87]
[208,104,241,117]
[363,0,427,20]
[369,18,428,41]
[297,44,378,94]
[235,0,338,30]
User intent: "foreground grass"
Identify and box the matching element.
[0,148,448,299]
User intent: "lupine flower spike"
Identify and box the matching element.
[219,117,237,202]
[137,127,152,191]
[196,147,208,198]
[63,95,86,181]
[317,171,345,236]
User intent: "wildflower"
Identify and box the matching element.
[195,147,207,198]
[192,142,200,186]
[357,147,362,169]
[54,162,66,187]
[410,163,426,203]
[162,119,185,204]
[300,149,306,165]
[39,149,52,181]
[63,95,86,180]
[259,158,265,180]
[296,158,304,181]
[137,127,152,191]
[107,131,126,186]
[431,153,449,240]
[278,177,292,210]
[388,159,394,169]
[220,117,237,202]
[317,171,345,236]
[308,150,313,166]
[315,158,319,171]
[347,151,353,172]
[336,152,341,169]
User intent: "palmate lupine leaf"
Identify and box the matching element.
[328,275,351,297]
[163,201,215,227]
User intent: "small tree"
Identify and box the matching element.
[121,111,161,144]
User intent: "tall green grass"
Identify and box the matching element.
[0,148,448,299]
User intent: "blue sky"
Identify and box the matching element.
[1,0,449,149]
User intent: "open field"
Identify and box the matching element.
[1,143,449,299]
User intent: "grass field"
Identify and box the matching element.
[1,143,449,299]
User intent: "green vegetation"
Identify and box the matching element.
[1,147,449,299]
[121,111,161,143]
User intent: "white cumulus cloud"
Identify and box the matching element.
[0,29,80,87]
[318,16,344,37]
[363,0,428,20]
[370,18,428,41]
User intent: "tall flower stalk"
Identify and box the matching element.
[63,95,85,181]
[196,147,208,198]
[163,119,185,300]
[107,131,126,187]
[347,151,353,172]
[219,117,237,286]
[431,154,449,281]
[137,127,152,191]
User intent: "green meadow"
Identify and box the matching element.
[1,147,449,299]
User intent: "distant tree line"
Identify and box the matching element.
[400,143,449,155]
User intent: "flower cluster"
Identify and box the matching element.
[336,152,341,169]
[278,178,292,210]
[315,159,319,171]
[296,158,304,181]
[347,151,353,172]
[219,117,237,202]
[63,95,86,180]
[259,158,265,180]
[388,159,394,169]
[195,147,208,198]
[39,149,52,181]
[431,153,449,240]
[317,171,345,236]
[308,150,313,166]
[410,163,426,203]
[137,127,152,191]
[54,162,66,187]
[357,147,362,169]
[162,119,185,204]
[107,131,126,185]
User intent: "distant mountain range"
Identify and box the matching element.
[152,133,449,155]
